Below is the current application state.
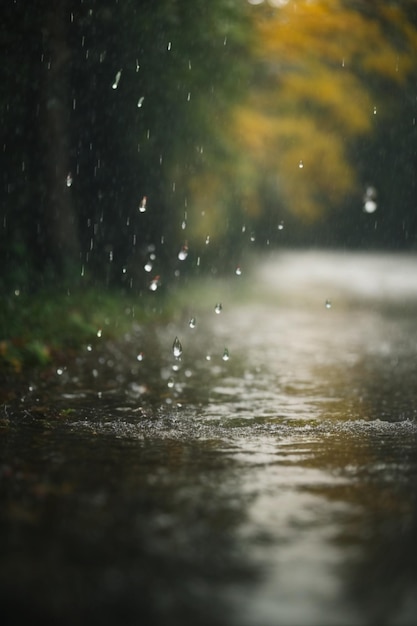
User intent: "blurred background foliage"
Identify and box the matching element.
[1,0,417,296]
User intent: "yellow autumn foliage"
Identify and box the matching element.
[185,0,417,238]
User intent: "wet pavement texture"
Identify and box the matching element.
[1,251,417,626]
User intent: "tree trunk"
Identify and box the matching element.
[39,0,80,276]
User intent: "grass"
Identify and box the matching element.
[0,286,171,374]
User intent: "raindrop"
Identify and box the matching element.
[298,159,304,169]
[144,261,153,272]
[137,96,144,108]
[167,41,172,51]
[112,69,122,90]
[97,329,102,338]
[235,266,242,276]
[87,344,93,352]
[250,233,256,242]
[149,276,161,291]
[178,244,188,261]
[278,221,284,230]
[189,317,196,329]
[66,172,73,187]
[325,299,332,309]
[167,377,175,389]
[222,348,230,361]
[139,196,147,213]
[57,368,64,376]
[373,106,377,115]
[205,235,210,245]
[206,354,211,361]
[136,352,144,361]
[363,186,377,214]
[215,303,222,314]
[364,200,377,214]
[172,336,183,359]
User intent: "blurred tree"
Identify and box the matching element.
[0,0,251,291]
[185,0,417,249]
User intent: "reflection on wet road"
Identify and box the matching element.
[1,251,417,625]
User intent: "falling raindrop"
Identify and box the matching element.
[178,244,189,261]
[205,235,210,245]
[215,303,222,314]
[149,276,161,291]
[172,336,183,359]
[139,196,147,212]
[97,329,102,338]
[278,221,284,231]
[167,377,175,389]
[66,172,73,187]
[137,96,144,108]
[112,69,122,89]
[298,159,304,169]
[235,266,242,276]
[144,261,153,272]
[136,352,144,361]
[189,317,196,329]
[250,233,256,242]
[325,299,332,309]
[222,348,230,361]
[363,186,377,214]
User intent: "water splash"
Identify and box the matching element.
[215,303,223,314]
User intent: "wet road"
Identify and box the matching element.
[1,251,417,626]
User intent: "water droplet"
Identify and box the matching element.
[373,106,377,115]
[167,377,175,389]
[137,96,144,108]
[188,317,197,329]
[144,261,153,272]
[172,336,183,359]
[363,200,377,214]
[136,352,144,361]
[222,348,230,361]
[139,196,147,212]
[112,69,122,89]
[215,303,222,314]
[178,244,188,261]
[250,233,256,242]
[66,172,73,187]
[87,344,93,352]
[167,41,172,51]
[363,186,377,213]
[149,276,161,291]
[206,354,211,361]
[97,329,102,338]
[298,159,304,169]
[325,299,332,309]
[205,235,210,245]
[57,368,64,376]
[235,266,242,276]
[278,221,284,230]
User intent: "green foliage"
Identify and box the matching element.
[0,287,170,373]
